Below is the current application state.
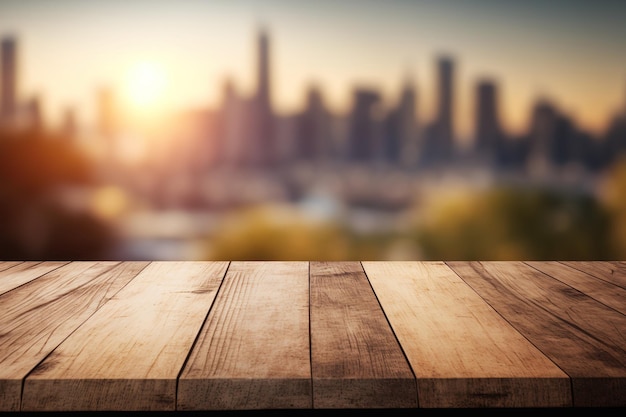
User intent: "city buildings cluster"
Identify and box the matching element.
[2,29,626,185]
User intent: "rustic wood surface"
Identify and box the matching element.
[447,261,626,407]
[178,261,311,410]
[363,261,571,408]
[0,261,68,296]
[0,261,139,411]
[310,261,416,408]
[0,261,624,411]
[561,261,626,289]
[526,261,626,315]
[22,261,227,411]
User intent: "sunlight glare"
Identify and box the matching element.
[125,61,168,109]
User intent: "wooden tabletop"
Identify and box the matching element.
[0,260,624,411]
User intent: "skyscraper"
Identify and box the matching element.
[348,88,382,162]
[436,56,454,155]
[420,56,455,166]
[248,27,274,167]
[1,36,17,126]
[474,79,502,154]
[217,78,248,166]
[295,85,330,161]
[384,77,417,165]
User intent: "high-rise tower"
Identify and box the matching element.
[257,28,271,115]
[1,36,17,126]
[474,79,501,153]
[436,56,454,154]
[420,56,455,166]
[348,88,382,162]
[249,27,274,166]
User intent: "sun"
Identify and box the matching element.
[124,61,168,109]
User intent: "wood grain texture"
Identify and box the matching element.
[560,261,626,289]
[526,261,626,315]
[178,261,311,410]
[0,261,68,296]
[448,261,626,407]
[0,262,23,273]
[0,261,137,411]
[22,261,228,412]
[363,261,570,408]
[310,261,416,409]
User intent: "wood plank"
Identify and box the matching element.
[448,261,626,407]
[0,262,23,273]
[178,261,311,410]
[527,261,626,315]
[0,261,139,411]
[0,261,68,296]
[560,261,626,289]
[310,261,416,409]
[22,261,228,412]
[362,261,570,408]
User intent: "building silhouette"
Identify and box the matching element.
[294,85,331,162]
[383,77,417,166]
[347,88,382,162]
[247,27,275,167]
[526,98,559,176]
[1,36,17,128]
[436,56,454,152]
[421,55,455,166]
[216,78,248,167]
[473,79,502,164]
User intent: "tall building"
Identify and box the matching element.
[1,36,17,126]
[216,78,248,166]
[526,98,558,176]
[420,56,455,166]
[295,85,331,161]
[436,56,455,154]
[384,77,417,166]
[248,27,275,167]
[474,79,502,156]
[347,88,382,162]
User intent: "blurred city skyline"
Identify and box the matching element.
[2,0,626,262]
[1,0,625,142]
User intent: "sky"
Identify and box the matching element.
[1,0,625,141]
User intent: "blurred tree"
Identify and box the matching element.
[599,155,626,258]
[412,185,612,260]
[0,130,116,260]
[206,204,352,261]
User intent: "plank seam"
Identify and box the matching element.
[557,261,626,291]
[0,261,25,273]
[18,260,147,411]
[0,261,68,297]
[446,261,575,406]
[359,261,420,408]
[174,261,231,411]
[524,261,626,317]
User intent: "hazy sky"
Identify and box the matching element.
[1,0,625,140]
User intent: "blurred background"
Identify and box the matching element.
[1,0,625,261]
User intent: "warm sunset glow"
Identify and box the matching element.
[124,61,168,110]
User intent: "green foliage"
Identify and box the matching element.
[413,185,613,260]
[206,205,352,261]
[599,156,626,258]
